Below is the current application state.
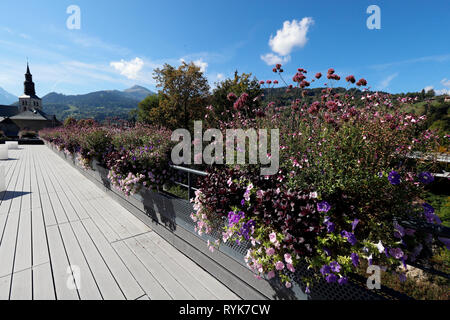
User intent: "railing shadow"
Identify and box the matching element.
[0,191,31,201]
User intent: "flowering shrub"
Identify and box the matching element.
[195,64,449,290]
[40,122,174,196]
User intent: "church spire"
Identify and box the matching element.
[24,62,36,96]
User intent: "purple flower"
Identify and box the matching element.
[330,261,341,273]
[241,199,245,206]
[341,230,357,246]
[338,277,348,285]
[351,219,359,231]
[422,203,434,214]
[320,265,331,276]
[388,170,401,185]
[324,220,335,233]
[393,222,405,238]
[438,237,450,250]
[317,201,331,213]
[351,253,359,267]
[305,286,311,294]
[389,247,404,259]
[325,274,337,283]
[418,172,434,184]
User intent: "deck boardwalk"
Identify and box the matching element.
[0,145,240,300]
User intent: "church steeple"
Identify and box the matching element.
[24,62,36,96]
[19,62,41,112]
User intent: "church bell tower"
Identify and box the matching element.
[18,63,42,112]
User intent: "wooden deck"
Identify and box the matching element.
[0,145,239,300]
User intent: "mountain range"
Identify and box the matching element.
[0,87,17,105]
[40,85,154,121]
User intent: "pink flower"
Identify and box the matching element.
[275,261,285,271]
[287,263,295,272]
[269,232,277,243]
[284,253,293,264]
[266,247,275,256]
[285,282,292,288]
[267,271,275,279]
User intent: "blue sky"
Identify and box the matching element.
[0,0,449,97]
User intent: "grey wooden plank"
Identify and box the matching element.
[88,198,133,240]
[135,234,214,300]
[13,202,32,272]
[10,268,32,300]
[33,262,56,300]
[70,220,125,300]
[100,198,151,235]
[82,219,144,300]
[31,206,50,266]
[146,231,240,300]
[137,295,150,300]
[0,209,20,278]
[56,191,81,222]
[46,225,79,300]
[112,240,171,300]
[39,194,57,227]
[0,274,11,299]
[48,191,68,225]
[58,223,102,300]
[124,237,194,300]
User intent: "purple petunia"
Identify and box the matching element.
[338,277,348,285]
[341,230,358,246]
[389,247,404,259]
[326,274,337,283]
[329,261,341,273]
[324,217,335,233]
[418,172,434,184]
[317,201,331,213]
[351,253,359,267]
[388,170,401,185]
[320,265,331,276]
[351,219,359,231]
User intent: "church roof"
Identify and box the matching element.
[0,105,19,117]
[10,109,55,121]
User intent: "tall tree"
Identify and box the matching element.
[135,94,160,124]
[153,62,210,130]
[210,71,262,124]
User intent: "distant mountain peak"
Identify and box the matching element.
[0,86,18,105]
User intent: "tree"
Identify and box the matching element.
[135,94,160,124]
[153,62,210,130]
[210,71,262,124]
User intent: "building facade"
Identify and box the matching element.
[0,64,60,137]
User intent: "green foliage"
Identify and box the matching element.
[153,62,210,130]
[136,94,160,125]
[209,71,262,124]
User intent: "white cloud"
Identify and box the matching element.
[180,58,208,73]
[260,53,291,66]
[110,57,144,80]
[216,73,224,80]
[435,88,450,95]
[269,18,314,56]
[424,86,434,93]
[261,18,314,66]
[379,73,399,89]
[441,78,450,87]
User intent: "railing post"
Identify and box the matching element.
[188,172,192,201]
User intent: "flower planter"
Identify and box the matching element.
[0,145,8,160]
[45,142,410,300]
[5,141,19,150]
